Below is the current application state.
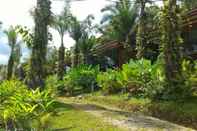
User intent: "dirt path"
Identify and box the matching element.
[59,98,196,131]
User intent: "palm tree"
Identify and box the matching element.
[52,1,72,80]
[79,35,97,64]
[28,0,51,89]
[69,15,96,66]
[69,17,84,67]
[53,15,68,80]
[100,0,138,46]
[4,26,19,80]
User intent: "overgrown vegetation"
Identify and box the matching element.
[64,65,99,95]
[0,0,197,130]
[0,80,55,130]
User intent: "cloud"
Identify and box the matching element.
[0,54,9,65]
[0,43,10,55]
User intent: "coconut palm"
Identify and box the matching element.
[4,26,20,80]
[52,1,72,80]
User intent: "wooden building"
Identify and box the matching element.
[92,40,136,67]
[93,8,197,67]
[183,8,197,59]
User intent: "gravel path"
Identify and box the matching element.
[59,98,196,131]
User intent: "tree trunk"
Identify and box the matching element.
[136,0,146,59]
[58,36,65,80]
[72,44,79,67]
[162,0,184,87]
[5,119,14,131]
[7,51,14,80]
[28,0,51,89]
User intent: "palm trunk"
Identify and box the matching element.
[7,47,15,80]
[136,0,146,59]
[72,44,79,67]
[58,35,65,80]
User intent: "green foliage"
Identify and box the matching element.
[121,59,154,91]
[97,69,123,94]
[159,0,187,100]
[69,15,96,67]
[182,60,197,92]
[100,0,138,44]
[0,80,55,130]
[45,75,65,96]
[4,26,21,80]
[15,25,34,48]
[180,0,197,10]
[64,65,99,95]
[190,61,197,88]
[97,59,166,98]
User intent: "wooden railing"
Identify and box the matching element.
[183,8,197,28]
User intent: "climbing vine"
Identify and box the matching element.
[159,0,187,98]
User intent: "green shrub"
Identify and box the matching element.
[64,65,99,95]
[182,60,197,93]
[97,69,123,94]
[45,75,65,96]
[0,80,55,130]
[121,59,153,93]
[190,61,197,89]
[121,59,165,98]
[97,59,166,98]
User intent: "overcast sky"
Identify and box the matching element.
[0,0,109,64]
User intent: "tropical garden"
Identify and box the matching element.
[0,0,197,130]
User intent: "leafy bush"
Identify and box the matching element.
[45,75,65,95]
[121,59,153,94]
[64,65,99,95]
[0,80,55,130]
[97,59,165,98]
[190,61,197,89]
[182,60,197,93]
[97,69,123,94]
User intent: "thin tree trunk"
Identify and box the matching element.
[7,47,15,80]
[58,35,65,80]
[136,0,146,59]
[72,44,79,67]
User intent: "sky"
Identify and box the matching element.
[0,0,109,64]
